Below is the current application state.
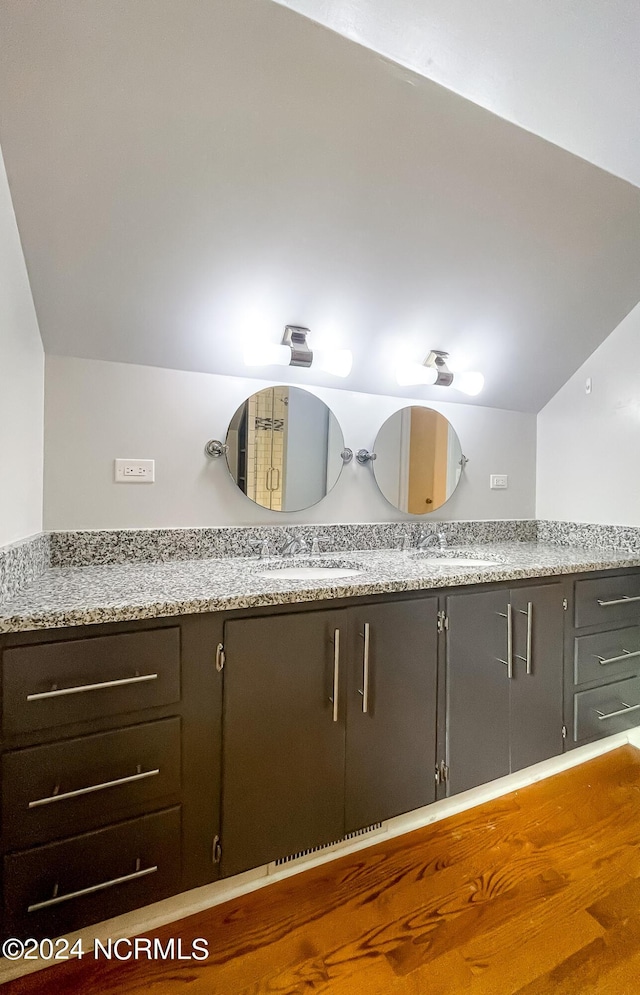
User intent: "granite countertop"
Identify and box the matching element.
[2,541,640,634]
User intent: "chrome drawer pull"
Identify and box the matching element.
[329,629,340,722]
[27,673,158,702]
[525,602,533,675]
[27,864,158,913]
[495,604,513,678]
[596,649,640,667]
[596,595,640,607]
[359,622,370,714]
[595,701,640,721]
[28,768,160,809]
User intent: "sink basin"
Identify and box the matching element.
[258,566,362,580]
[411,555,499,567]
[256,559,362,580]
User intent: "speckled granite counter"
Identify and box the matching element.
[2,542,640,633]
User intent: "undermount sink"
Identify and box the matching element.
[411,555,499,567]
[257,560,363,580]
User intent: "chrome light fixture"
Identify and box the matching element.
[396,350,484,397]
[243,325,353,379]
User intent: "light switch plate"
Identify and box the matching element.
[114,459,155,483]
[490,474,508,489]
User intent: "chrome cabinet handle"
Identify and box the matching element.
[329,628,340,722]
[496,604,513,678]
[595,701,640,721]
[26,673,158,702]
[27,863,158,913]
[597,595,640,607]
[359,622,370,714]
[518,602,533,675]
[596,649,640,667]
[28,768,160,809]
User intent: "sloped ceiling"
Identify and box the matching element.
[0,0,638,412]
[275,0,640,188]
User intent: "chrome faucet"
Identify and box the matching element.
[416,528,447,550]
[279,533,309,557]
[311,536,330,555]
[248,539,271,559]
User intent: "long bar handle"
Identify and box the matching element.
[330,628,340,722]
[596,701,640,721]
[596,648,640,667]
[27,864,158,913]
[28,768,160,809]
[597,595,640,607]
[359,622,370,714]
[496,604,513,678]
[519,602,533,675]
[27,673,158,702]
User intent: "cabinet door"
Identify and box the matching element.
[220,611,347,877]
[446,590,511,795]
[510,584,564,772]
[345,599,438,834]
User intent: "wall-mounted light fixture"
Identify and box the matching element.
[396,350,484,397]
[243,325,353,378]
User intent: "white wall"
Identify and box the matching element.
[0,147,44,546]
[44,356,536,530]
[537,301,640,526]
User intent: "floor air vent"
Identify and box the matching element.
[268,822,385,874]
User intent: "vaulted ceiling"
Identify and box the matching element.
[275,0,640,188]
[0,0,638,412]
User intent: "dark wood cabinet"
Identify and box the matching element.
[220,610,348,878]
[4,807,181,941]
[344,600,438,834]
[567,568,640,747]
[446,582,565,796]
[0,613,223,942]
[220,598,439,877]
[446,589,511,794]
[509,584,564,772]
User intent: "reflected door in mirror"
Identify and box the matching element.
[225,386,346,512]
[373,406,463,514]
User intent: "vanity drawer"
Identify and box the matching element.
[573,676,640,743]
[2,627,181,736]
[3,807,181,941]
[574,574,640,628]
[2,717,181,849]
[574,626,640,685]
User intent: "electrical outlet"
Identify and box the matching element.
[490,474,508,490]
[114,459,155,483]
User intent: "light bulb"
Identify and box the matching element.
[454,370,484,396]
[395,362,438,387]
[315,348,353,378]
[243,341,291,367]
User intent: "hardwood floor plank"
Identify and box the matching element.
[396,910,605,995]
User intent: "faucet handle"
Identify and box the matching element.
[399,533,412,551]
[248,539,270,558]
[311,536,330,555]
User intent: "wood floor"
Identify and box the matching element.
[7,745,640,994]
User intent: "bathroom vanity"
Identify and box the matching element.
[2,539,640,943]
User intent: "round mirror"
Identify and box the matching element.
[373,406,463,514]
[225,386,346,512]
